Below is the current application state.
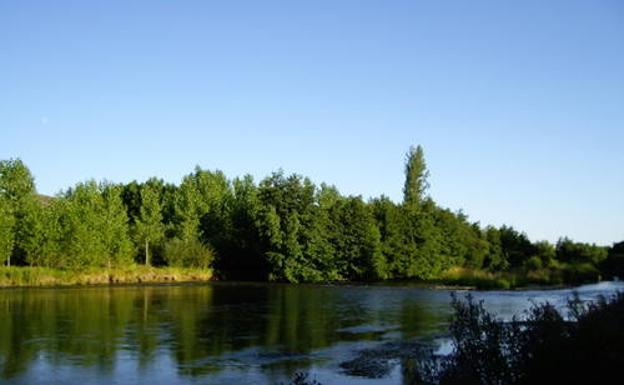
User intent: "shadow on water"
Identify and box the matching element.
[0,281,622,385]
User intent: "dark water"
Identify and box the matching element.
[1,281,622,385]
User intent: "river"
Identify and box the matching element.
[1,281,622,385]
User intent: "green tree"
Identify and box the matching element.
[49,181,133,269]
[483,226,507,270]
[24,198,65,267]
[328,196,386,280]
[100,183,134,267]
[134,183,164,266]
[255,172,331,282]
[61,181,108,267]
[403,145,429,209]
[435,209,488,270]
[499,225,537,268]
[371,196,406,279]
[174,174,203,242]
[556,237,608,266]
[166,168,229,269]
[0,196,15,266]
[20,201,49,266]
[601,241,624,279]
[212,175,266,279]
[532,240,556,268]
[0,159,38,266]
[401,199,445,279]
[121,180,142,225]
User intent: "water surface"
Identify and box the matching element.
[1,281,622,385]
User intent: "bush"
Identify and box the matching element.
[412,292,624,385]
[279,372,322,385]
[163,237,214,269]
[561,263,601,285]
[523,255,543,271]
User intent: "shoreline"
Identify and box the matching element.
[0,266,214,289]
[0,266,602,291]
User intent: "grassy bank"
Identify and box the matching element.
[431,264,602,290]
[0,266,213,288]
[0,264,602,289]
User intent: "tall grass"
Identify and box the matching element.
[0,265,213,287]
[432,263,602,290]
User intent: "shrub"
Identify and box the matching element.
[523,255,542,271]
[280,372,322,385]
[163,237,214,269]
[413,292,624,385]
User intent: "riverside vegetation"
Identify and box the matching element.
[413,292,624,385]
[282,292,624,385]
[0,146,622,287]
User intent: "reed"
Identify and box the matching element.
[0,265,213,287]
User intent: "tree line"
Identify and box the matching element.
[0,146,621,283]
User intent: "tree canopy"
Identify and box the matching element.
[0,148,616,284]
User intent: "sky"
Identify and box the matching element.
[1,0,623,245]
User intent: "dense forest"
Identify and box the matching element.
[0,146,621,285]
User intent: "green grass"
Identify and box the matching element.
[430,267,515,290]
[0,265,213,287]
[0,263,601,290]
[431,263,602,290]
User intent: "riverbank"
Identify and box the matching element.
[0,266,213,288]
[430,265,602,290]
[0,264,603,290]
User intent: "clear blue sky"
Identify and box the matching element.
[1,0,622,245]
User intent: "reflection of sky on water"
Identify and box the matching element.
[1,281,622,385]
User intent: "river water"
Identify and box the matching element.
[1,281,622,385]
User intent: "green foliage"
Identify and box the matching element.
[0,196,15,266]
[211,175,266,279]
[256,172,327,282]
[175,167,230,242]
[0,158,38,266]
[163,237,214,269]
[524,255,543,271]
[327,196,386,280]
[601,241,624,279]
[435,209,488,269]
[134,183,164,266]
[498,225,538,269]
[27,181,134,269]
[371,196,408,277]
[400,200,447,279]
[414,293,624,385]
[556,237,608,265]
[0,149,616,285]
[482,226,507,271]
[403,145,429,208]
[100,183,134,266]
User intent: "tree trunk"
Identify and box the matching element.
[145,239,150,266]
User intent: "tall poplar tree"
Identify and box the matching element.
[400,146,445,279]
[403,145,429,209]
